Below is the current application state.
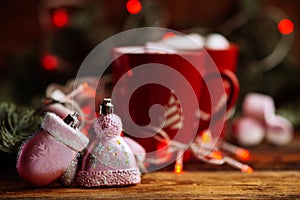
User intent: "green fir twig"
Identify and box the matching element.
[0,102,42,153]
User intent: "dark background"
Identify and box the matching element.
[0,0,299,127]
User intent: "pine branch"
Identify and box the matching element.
[0,102,42,153]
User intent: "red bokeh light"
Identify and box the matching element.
[42,54,58,71]
[52,9,69,28]
[126,0,142,15]
[278,19,294,35]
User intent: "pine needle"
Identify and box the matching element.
[0,102,42,153]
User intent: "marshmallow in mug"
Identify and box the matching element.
[145,42,178,54]
[151,33,205,51]
[146,32,231,51]
[205,33,230,50]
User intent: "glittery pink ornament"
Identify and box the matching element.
[123,136,146,162]
[16,112,89,187]
[93,113,122,138]
[77,98,141,187]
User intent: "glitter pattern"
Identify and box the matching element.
[93,114,122,138]
[42,112,89,152]
[76,168,141,187]
[60,153,80,186]
[87,137,133,170]
[77,111,141,187]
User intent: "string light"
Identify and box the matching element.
[201,129,212,144]
[126,0,142,15]
[52,8,69,28]
[140,126,252,173]
[174,163,183,174]
[224,156,254,174]
[241,165,254,174]
[174,150,184,174]
[42,54,58,71]
[278,19,294,35]
[236,148,250,161]
[211,150,223,160]
[221,141,251,161]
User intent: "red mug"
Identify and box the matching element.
[110,46,239,152]
[205,44,239,73]
[198,43,240,139]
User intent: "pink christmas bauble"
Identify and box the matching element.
[93,113,123,138]
[17,112,89,187]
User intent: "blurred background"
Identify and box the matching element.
[0,0,299,129]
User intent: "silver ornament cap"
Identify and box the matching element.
[100,98,114,115]
[63,112,79,129]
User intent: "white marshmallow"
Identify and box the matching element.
[145,42,177,54]
[266,115,293,146]
[233,116,265,146]
[243,93,276,121]
[205,33,230,50]
[159,33,205,51]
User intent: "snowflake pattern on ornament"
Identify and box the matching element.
[30,142,62,173]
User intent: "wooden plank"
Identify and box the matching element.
[0,134,299,199]
[0,171,300,199]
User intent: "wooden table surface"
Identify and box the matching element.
[1,134,299,199]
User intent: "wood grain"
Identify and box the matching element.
[0,171,299,199]
[0,135,299,199]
